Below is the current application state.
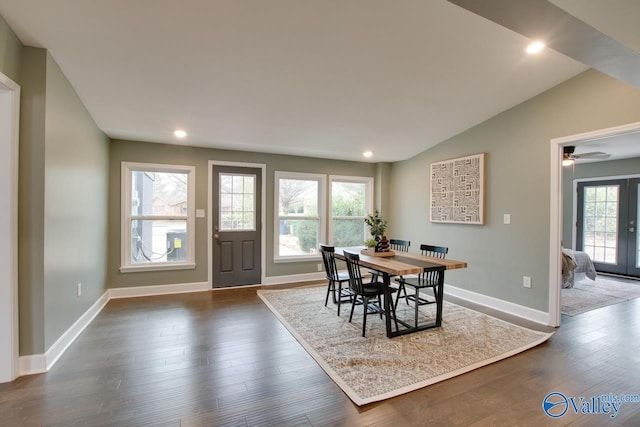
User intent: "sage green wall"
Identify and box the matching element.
[17,47,109,355]
[43,54,109,350]
[389,70,640,313]
[0,13,22,83]
[108,140,379,288]
[18,47,46,354]
[562,157,640,249]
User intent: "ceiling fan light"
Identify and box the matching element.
[562,158,575,166]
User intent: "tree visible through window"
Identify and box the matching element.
[330,177,372,247]
[276,173,324,259]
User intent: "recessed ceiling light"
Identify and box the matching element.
[363,151,373,158]
[526,41,545,54]
[174,129,187,138]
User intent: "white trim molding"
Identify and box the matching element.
[109,281,210,299]
[0,73,20,383]
[19,291,110,376]
[264,272,326,286]
[445,284,551,326]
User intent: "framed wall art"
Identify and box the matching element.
[430,153,485,224]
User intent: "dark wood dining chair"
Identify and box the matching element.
[320,244,352,316]
[343,250,395,337]
[394,244,448,324]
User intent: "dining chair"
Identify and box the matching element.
[343,250,395,337]
[369,239,410,284]
[320,244,352,316]
[394,244,448,324]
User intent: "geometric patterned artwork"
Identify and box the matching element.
[430,153,485,224]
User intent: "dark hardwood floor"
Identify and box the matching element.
[2,284,640,426]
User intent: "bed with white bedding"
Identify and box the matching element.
[562,248,597,288]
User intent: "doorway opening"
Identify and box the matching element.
[549,121,640,327]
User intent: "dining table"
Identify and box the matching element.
[334,246,467,338]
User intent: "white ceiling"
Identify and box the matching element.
[0,0,637,162]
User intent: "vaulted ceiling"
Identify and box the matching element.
[0,0,638,162]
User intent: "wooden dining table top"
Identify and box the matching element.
[334,246,467,276]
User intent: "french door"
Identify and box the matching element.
[576,178,640,277]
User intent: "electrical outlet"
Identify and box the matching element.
[317,263,323,272]
[523,276,532,288]
[76,283,82,297]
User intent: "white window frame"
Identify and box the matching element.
[120,162,196,272]
[274,171,326,262]
[328,175,374,245]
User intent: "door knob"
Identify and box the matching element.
[214,234,219,239]
[630,228,635,233]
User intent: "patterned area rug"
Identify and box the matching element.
[562,277,640,316]
[258,285,553,406]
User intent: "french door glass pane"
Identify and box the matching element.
[583,185,618,264]
[219,174,255,231]
[131,219,187,263]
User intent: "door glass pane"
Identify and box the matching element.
[583,185,618,264]
[219,173,256,231]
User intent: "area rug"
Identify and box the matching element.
[562,276,640,316]
[258,285,553,406]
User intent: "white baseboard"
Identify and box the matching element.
[17,276,550,379]
[19,354,47,376]
[445,284,551,326]
[108,281,210,299]
[19,290,110,376]
[264,272,325,285]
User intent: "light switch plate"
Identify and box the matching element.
[503,214,511,225]
[196,209,205,218]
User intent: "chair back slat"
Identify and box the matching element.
[320,244,341,281]
[389,239,410,252]
[343,250,366,295]
[419,244,448,283]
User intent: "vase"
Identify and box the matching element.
[376,235,389,252]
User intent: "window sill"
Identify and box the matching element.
[119,262,196,273]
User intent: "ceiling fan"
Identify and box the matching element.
[562,145,610,166]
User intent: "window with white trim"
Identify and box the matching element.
[275,172,325,261]
[329,176,373,246]
[121,162,195,272]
